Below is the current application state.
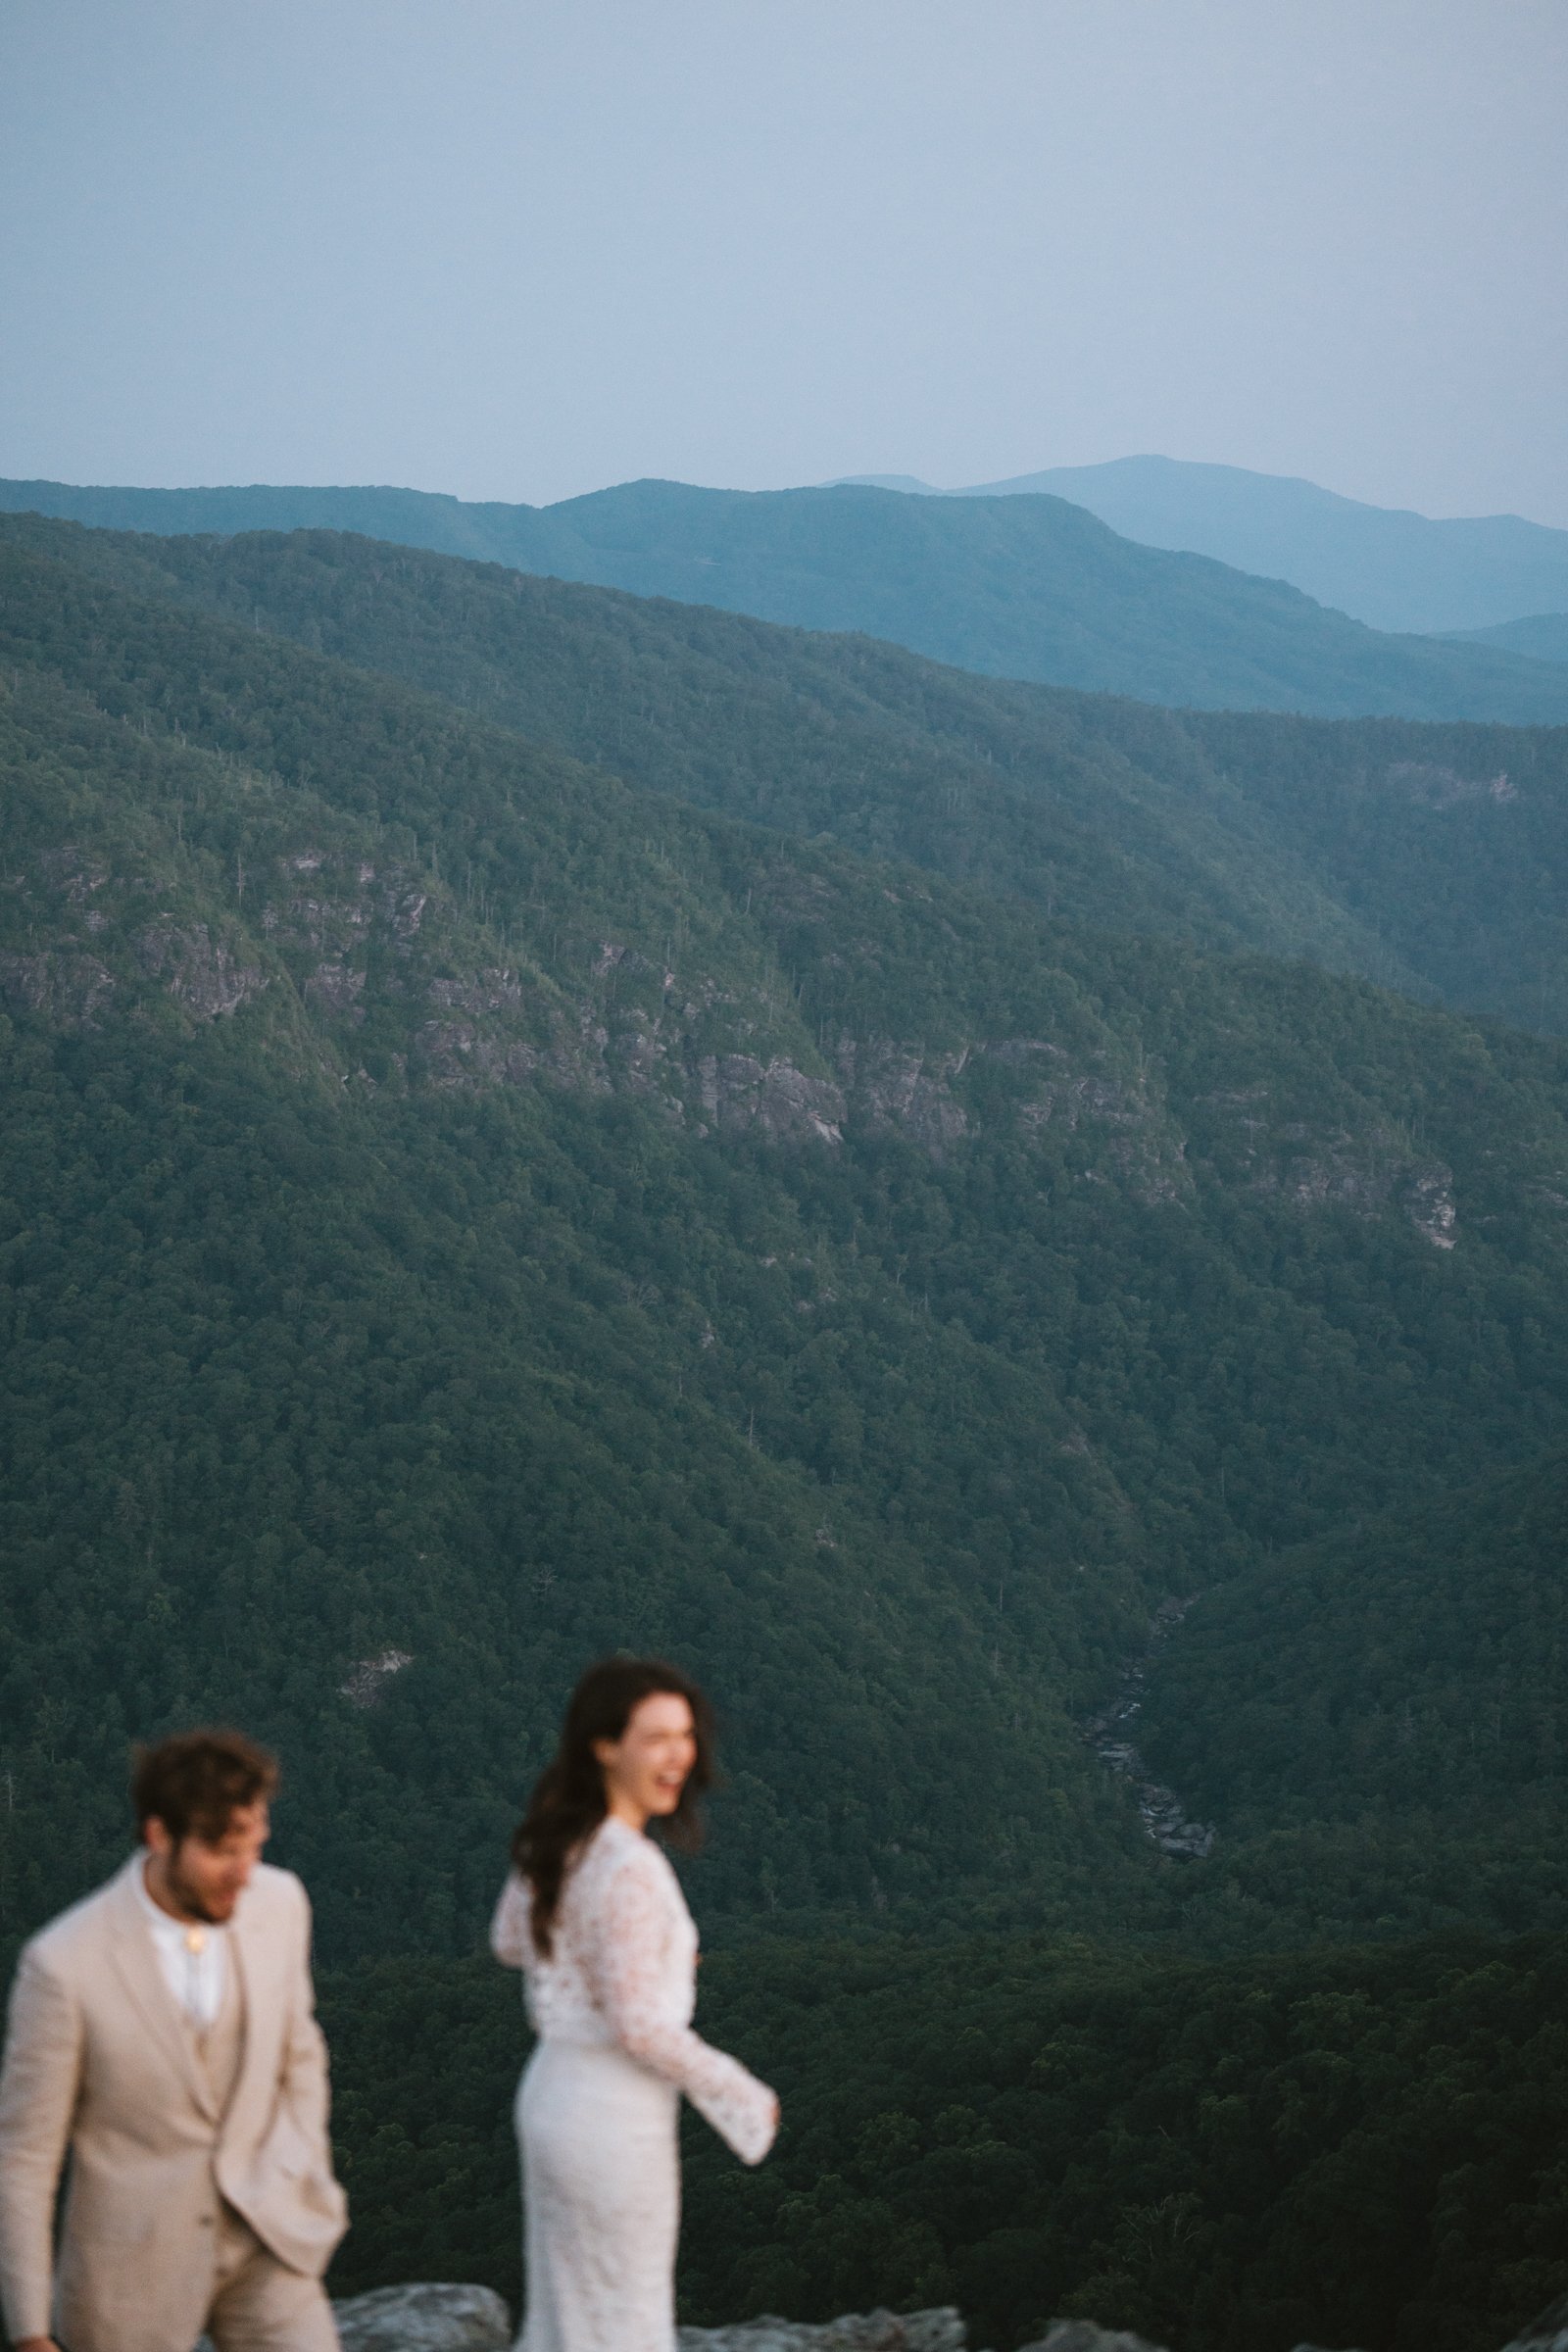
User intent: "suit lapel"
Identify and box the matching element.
[223,1873,271,2135]
[103,1855,217,2121]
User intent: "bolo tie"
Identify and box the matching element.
[184,1923,208,2017]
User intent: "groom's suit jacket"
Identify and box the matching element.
[0,1851,347,2352]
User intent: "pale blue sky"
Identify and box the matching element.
[3,0,1564,521]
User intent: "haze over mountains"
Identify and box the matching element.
[7,471,1568,726]
[839,453,1568,637]
[1455,610,1568,666]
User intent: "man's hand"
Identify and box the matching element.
[15,2336,61,2351]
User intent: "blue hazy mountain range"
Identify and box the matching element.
[1449,612,1568,665]
[4,472,1568,724]
[838,455,1568,637]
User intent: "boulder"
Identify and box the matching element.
[1018,2326,1168,2352]
[1501,2296,1568,2352]
[678,2311,965,2351]
[201,2288,965,2351]
[333,2282,514,2349]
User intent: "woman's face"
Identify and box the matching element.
[594,1690,698,1824]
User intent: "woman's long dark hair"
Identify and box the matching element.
[512,1657,713,1958]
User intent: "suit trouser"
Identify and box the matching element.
[202,2208,338,2351]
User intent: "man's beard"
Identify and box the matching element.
[168,1852,229,1924]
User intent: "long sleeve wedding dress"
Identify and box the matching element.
[490,1816,776,2352]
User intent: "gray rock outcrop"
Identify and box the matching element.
[1502,2292,1568,2352]
[1019,2327,1168,2352]
[1015,2328,1369,2352]
[333,2284,514,2349]
[190,2283,1568,2352]
[197,2281,513,2352]
[134,919,269,1018]
[680,2314,964,2352]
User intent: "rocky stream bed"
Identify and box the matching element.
[1080,1596,1215,1861]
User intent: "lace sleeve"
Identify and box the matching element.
[589,1850,777,2166]
[489,1872,531,1970]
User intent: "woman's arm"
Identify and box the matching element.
[590,1853,777,2164]
[489,1873,531,1970]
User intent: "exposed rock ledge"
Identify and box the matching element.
[682,2310,964,2350]
[306,2281,1568,2352]
[291,2288,968,2350]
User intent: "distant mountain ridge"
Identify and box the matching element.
[12,509,1568,1038]
[1450,611,1568,665]
[5,472,1568,724]
[838,454,1568,635]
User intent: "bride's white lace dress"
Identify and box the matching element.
[490,1816,777,2352]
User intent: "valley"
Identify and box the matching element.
[3,510,1568,2346]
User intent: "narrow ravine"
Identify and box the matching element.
[1082,1595,1216,1860]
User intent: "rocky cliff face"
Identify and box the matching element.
[1197,1084,1458,1248]
[0,836,1187,1200]
[0,820,1482,1249]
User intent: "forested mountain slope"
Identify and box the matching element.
[0,511,1399,977]
[6,538,1568,1970]
[6,475,1568,722]
[11,514,1568,1037]
[947,456,1568,636]
[1085,699,1568,1038]
[325,1928,1568,2351]
[1142,1439,1568,1856]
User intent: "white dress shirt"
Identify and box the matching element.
[133,1859,229,2029]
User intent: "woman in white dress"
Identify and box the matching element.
[490,1657,779,2352]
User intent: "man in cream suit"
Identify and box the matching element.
[0,1728,347,2352]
